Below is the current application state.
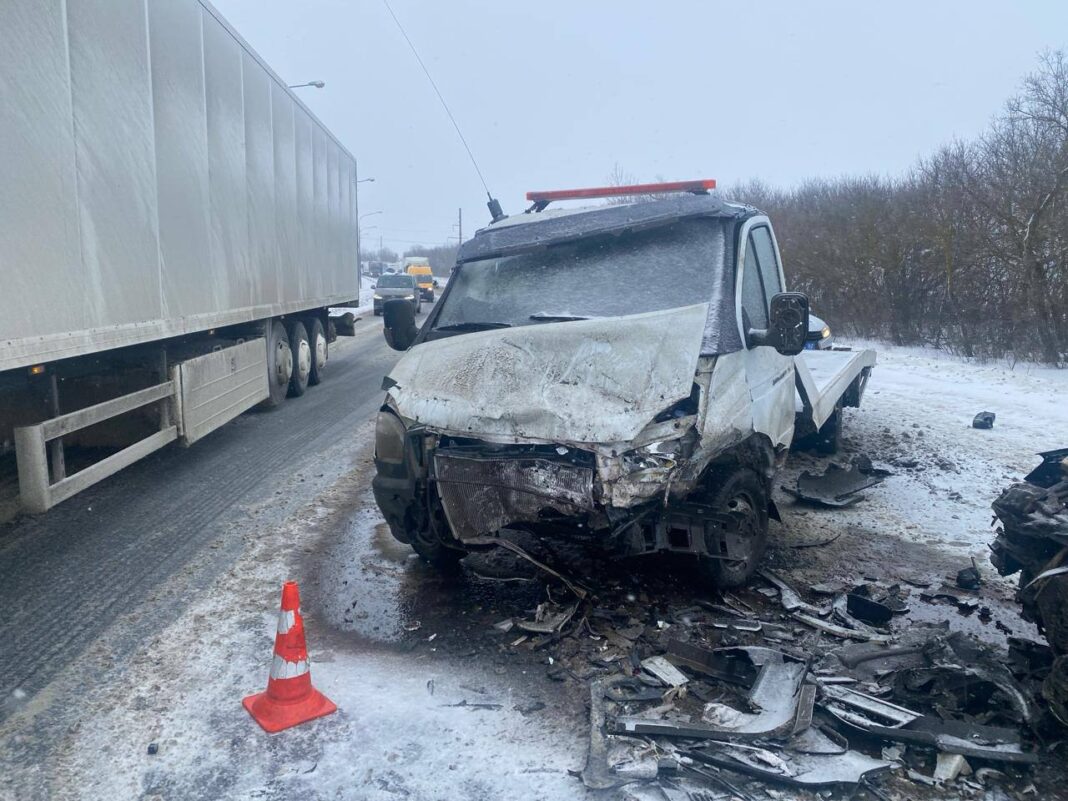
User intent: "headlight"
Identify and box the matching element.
[373,294,383,300]
[622,439,680,473]
[375,411,407,464]
[821,326,831,339]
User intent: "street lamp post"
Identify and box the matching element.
[353,169,375,277]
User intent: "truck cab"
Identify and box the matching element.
[373,182,873,586]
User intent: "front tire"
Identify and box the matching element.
[701,468,769,588]
[410,527,465,568]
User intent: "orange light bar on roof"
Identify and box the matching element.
[526,179,716,203]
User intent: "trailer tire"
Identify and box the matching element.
[261,319,293,408]
[308,318,327,386]
[287,320,311,397]
[701,468,769,588]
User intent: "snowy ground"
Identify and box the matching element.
[1,341,1065,800]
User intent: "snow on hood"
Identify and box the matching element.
[385,303,709,444]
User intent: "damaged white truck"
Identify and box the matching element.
[372,181,876,586]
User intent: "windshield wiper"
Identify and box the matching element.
[433,321,513,332]
[529,313,591,322]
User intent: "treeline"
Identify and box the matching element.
[363,244,458,277]
[731,51,1068,365]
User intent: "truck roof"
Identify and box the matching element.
[458,194,756,264]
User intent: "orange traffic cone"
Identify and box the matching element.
[243,581,337,733]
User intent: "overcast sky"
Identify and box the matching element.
[212,0,1068,252]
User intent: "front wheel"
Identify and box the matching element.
[701,468,769,588]
[410,527,466,568]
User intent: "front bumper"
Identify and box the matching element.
[433,447,598,538]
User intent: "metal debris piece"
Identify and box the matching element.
[641,656,690,688]
[682,735,891,788]
[972,411,996,429]
[580,675,632,790]
[783,464,884,508]
[516,602,578,634]
[934,753,971,782]
[709,618,763,633]
[493,618,515,632]
[787,531,843,549]
[443,699,503,710]
[461,536,589,598]
[792,613,889,642]
[760,569,829,617]
[621,648,806,741]
[810,581,847,595]
[822,684,1036,765]
[845,592,893,627]
[956,558,982,590]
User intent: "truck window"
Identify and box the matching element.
[740,234,768,330]
[432,219,728,332]
[750,226,783,297]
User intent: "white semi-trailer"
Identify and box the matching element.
[0,0,360,512]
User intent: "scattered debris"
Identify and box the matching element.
[783,463,885,508]
[462,536,590,599]
[934,752,971,782]
[641,656,689,688]
[989,447,1068,724]
[514,699,546,716]
[147,742,158,756]
[443,699,503,711]
[846,591,893,627]
[956,557,982,590]
[516,602,578,634]
[972,411,996,429]
[787,531,843,549]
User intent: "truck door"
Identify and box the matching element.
[738,221,795,448]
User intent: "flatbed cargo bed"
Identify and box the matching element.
[794,348,877,430]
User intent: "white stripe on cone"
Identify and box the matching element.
[276,609,297,635]
[270,654,310,680]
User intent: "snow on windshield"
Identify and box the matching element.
[435,219,728,330]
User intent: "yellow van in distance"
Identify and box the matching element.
[404,257,436,301]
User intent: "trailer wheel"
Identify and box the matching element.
[261,319,293,408]
[308,318,327,386]
[287,320,311,397]
[701,468,769,588]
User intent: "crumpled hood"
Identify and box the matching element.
[384,303,708,444]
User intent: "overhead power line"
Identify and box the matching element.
[382,0,492,198]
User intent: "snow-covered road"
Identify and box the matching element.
[2,342,1065,800]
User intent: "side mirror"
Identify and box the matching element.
[748,292,809,356]
[383,298,418,351]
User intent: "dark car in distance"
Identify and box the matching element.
[373,273,421,316]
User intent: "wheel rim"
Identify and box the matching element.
[275,340,293,386]
[296,339,311,382]
[314,335,327,371]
